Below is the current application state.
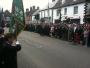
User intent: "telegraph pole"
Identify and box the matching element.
[59,0,61,23]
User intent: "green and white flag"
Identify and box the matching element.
[9,0,25,36]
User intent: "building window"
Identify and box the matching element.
[64,8,67,15]
[74,6,78,14]
[57,9,60,16]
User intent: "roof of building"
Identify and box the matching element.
[41,0,86,11]
[40,0,58,11]
[53,0,86,9]
[29,9,38,16]
[26,9,38,16]
[32,10,40,16]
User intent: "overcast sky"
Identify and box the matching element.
[0,0,51,12]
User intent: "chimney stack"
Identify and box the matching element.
[26,8,29,12]
[37,7,39,10]
[33,6,35,10]
[30,7,32,11]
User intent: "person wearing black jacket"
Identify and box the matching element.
[87,29,90,47]
[0,27,4,46]
[0,27,5,68]
[2,33,21,68]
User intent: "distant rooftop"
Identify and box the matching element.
[26,6,40,16]
[41,0,86,10]
[53,0,86,9]
[32,10,40,16]
[41,0,58,10]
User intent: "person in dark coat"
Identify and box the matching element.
[0,27,4,44]
[0,27,4,48]
[44,24,50,36]
[38,24,44,36]
[87,29,90,47]
[0,27,5,68]
[2,33,21,68]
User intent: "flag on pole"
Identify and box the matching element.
[9,0,25,36]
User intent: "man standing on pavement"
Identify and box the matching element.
[0,27,5,68]
[2,33,21,68]
[87,27,90,47]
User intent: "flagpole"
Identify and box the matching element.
[10,0,25,38]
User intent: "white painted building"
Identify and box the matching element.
[39,0,59,23]
[39,0,88,24]
[86,3,90,22]
[61,3,85,24]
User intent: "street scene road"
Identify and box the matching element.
[0,0,90,68]
[17,31,90,68]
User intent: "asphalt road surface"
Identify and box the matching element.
[17,31,90,68]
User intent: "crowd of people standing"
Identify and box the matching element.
[25,22,90,47]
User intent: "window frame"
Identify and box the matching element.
[64,8,67,15]
[57,9,60,16]
[73,6,78,14]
